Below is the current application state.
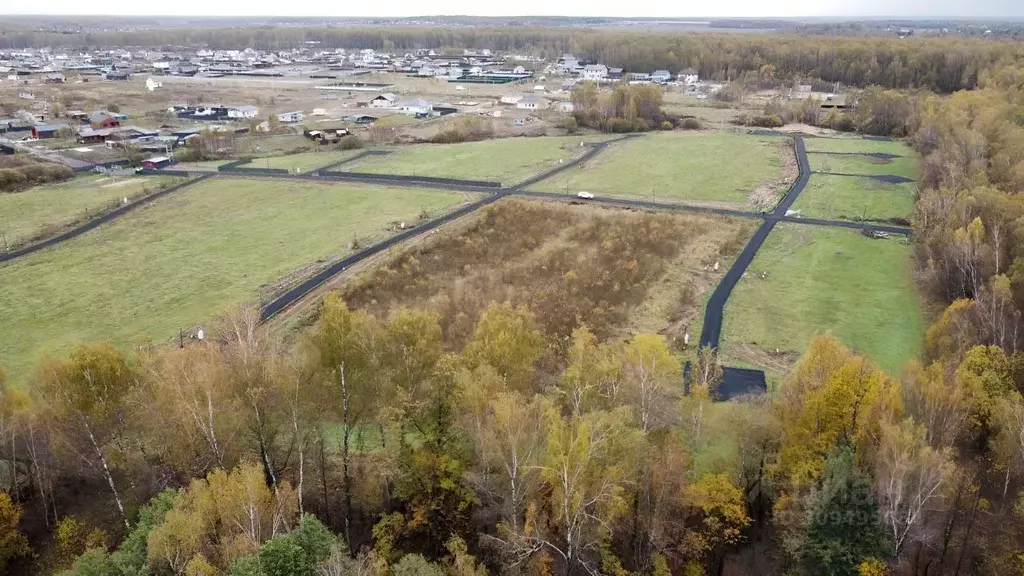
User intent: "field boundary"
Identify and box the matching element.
[811,172,915,184]
[259,192,502,321]
[807,151,903,159]
[312,149,389,172]
[0,174,214,264]
[511,134,641,190]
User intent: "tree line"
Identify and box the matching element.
[3,283,1024,574]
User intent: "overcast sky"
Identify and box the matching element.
[2,0,1023,18]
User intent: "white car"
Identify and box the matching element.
[577,191,595,200]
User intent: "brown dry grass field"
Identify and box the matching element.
[337,199,754,355]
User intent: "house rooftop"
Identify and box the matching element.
[34,123,69,131]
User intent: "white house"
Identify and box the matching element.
[227,105,259,119]
[512,65,527,74]
[145,77,162,91]
[558,54,580,72]
[651,70,672,83]
[554,101,575,113]
[500,95,524,105]
[677,68,699,85]
[582,64,608,81]
[277,111,304,123]
[370,93,399,108]
[516,95,549,110]
[397,97,432,115]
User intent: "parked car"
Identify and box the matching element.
[577,191,595,199]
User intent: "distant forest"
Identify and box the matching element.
[2,27,1024,93]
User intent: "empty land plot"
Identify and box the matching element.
[721,224,923,375]
[527,132,788,208]
[177,159,233,171]
[804,137,913,156]
[341,199,754,352]
[0,178,471,381]
[343,136,610,185]
[790,174,917,223]
[0,174,183,247]
[809,152,918,179]
[247,149,363,173]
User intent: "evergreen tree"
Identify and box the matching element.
[802,445,888,576]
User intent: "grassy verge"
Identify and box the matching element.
[0,178,471,381]
[721,223,923,375]
[344,135,610,185]
[790,174,917,223]
[527,131,786,206]
[804,137,914,156]
[809,152,918,179]
[0,174,183,247]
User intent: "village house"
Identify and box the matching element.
[370,93,399,108]
[651,70,672,83]
[77,127,118,144]
[226,105,259,119]
[32,122,69,139]
[90,111,120,129]
[678,68,700,85]
[140,156,172,169]
[582,64,608,81]
[516,95,550,110]
[499,94,524,105]
[397,97,432,116]
[277,111,304,123]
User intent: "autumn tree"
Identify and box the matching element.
[620,334,681,434]
[680,473,751,574]
[558,327,620,415]
[520,407,641,575]
[462,383,548,535]
[386,355,475,560]
[147,462,299,572]
[875,418,954,558]
[34,343,139,529]
[463,302,545,395]
[306,293,378,546]
[0,492,29,569]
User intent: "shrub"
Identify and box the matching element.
[681,117,702,130]
[259,536,310,576]
[660,120,673,130]
[337,135,363,150]
[564,116,578,134]
[430,116,495,144]
[747,115,784,128]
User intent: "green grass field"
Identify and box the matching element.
[0,178,471,381]
[344,136,609,185]
[527,132,785,204]
[790,174,917,223]
[721,224,923,375]
[0,174,183,247]
[803,137,914,157]
[808,152,918,179]
[249,149,363,173]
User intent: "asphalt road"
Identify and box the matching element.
[698,136,811,350]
